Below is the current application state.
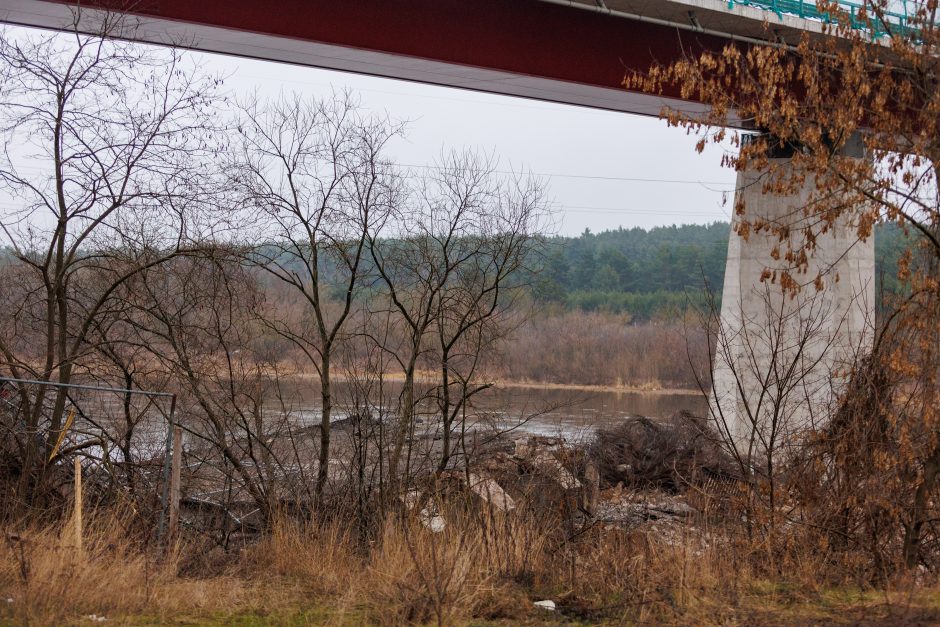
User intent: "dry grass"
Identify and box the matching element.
[496,311,707,389]
[364,508,552,624]
[239,518,361,597]
[2,505,940,625]
[0,512,260,625]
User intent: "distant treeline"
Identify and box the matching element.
[532,221,912,320]
[0,221,912,324]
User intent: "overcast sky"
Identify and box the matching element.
[206,52,738,237]
[2,23,739,238]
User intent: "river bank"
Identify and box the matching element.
[285,370,703,395]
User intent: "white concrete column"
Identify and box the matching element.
[710,140,875,454]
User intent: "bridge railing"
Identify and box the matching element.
[727,1,913,38]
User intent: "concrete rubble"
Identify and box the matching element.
[512,437,581,490]
[420,506,446,533]
[465,472,516,511]
[398,429,712,537]
[593,488,696,527]
[401,489,447,532]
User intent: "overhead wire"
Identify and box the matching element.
[3,160,739,189]
[396,162,733,186]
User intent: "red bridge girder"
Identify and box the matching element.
[6,0,738,116]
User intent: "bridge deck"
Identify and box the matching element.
[0,0,880,119]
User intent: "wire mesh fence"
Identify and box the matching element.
[0,376,176,534]
[0,374,407,542]
[0,373,538,544]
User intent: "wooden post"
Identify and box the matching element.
[73,457,83,555]
[583,462,600,516]
[167,425,183,543]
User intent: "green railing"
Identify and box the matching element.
[727,1,913,37]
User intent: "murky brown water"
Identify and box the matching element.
[271,380,708,442]
[477,386,708,440]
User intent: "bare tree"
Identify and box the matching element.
[123,252,311,530]
[427,152,548,473]
[228,92,401,507]
[701,280,869,531]
[367,151,550,490]
[0,11,221,507]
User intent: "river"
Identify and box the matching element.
[269,380,709,443]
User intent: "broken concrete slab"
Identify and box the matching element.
[466,472,515,512]
[529,452,581,491]
[512,437,581,491]
[420,507,446,533]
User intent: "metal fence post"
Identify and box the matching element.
[167,425,183,543]
[157,395,177,543]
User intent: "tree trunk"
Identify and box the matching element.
[389,356,417,495]
[315,352,332,509]
[903,448,940,569]
[436,357,451,474]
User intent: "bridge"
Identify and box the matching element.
[0,0,886,447]
[0,0,898,117]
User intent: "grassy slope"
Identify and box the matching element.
[4,513,940,626]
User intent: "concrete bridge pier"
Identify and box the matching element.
[709,139,875,453]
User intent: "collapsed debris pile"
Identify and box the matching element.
[588,410,736,492]
[412,411,741,535]
[167,409,742,542]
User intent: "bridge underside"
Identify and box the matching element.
[0,0,825,120]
